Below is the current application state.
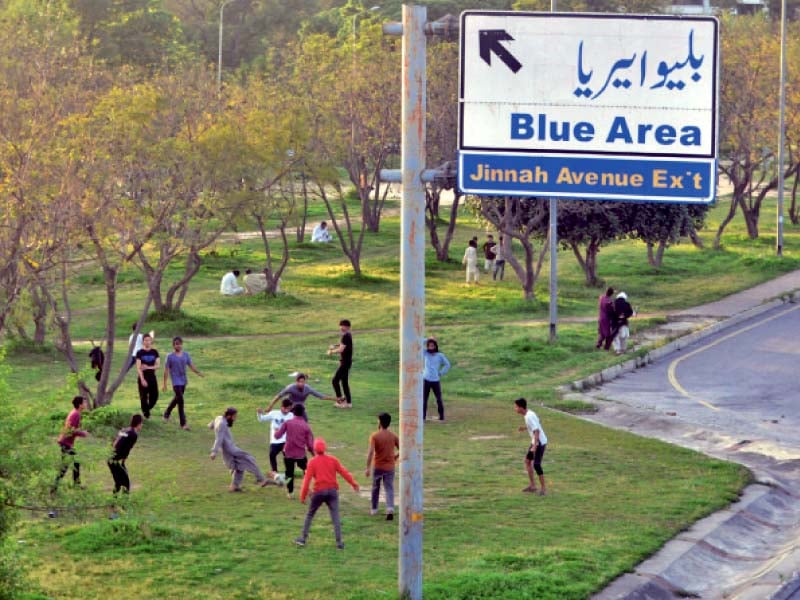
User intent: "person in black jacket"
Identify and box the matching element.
[108,414,144,495]
[612,292,634,355]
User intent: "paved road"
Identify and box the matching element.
[582,301,800,600]
[592,303,800,462]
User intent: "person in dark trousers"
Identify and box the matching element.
[136,333,160,419]
[514,398,548,496]
[493,236,507,281]
[256,398,294,476]
[108,414,144,494]
[482,234,497,273]
[162,336,204,430]
[422,338,451,421]
[596,287,616,350]
[329,319,353,408]
[275,404,314,498]
[295,437,360,549]
[52,396,89,494]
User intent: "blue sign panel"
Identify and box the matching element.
[459,152,715,203]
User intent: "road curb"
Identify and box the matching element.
[560,296,794,396]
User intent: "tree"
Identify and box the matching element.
[625,203,708,268]
[293,32,369,275]
[70,0,190,69]
[468,196,549,300]
[232,74,308,294]
[0,2,95,338]
[425,39,460,262]
[717,15,782,246]
[558,201,627,286]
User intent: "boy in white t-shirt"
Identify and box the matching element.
[514,397,548,496]
[257,399,294,478]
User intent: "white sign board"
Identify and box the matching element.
[458,12,719,203]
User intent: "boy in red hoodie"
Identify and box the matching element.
[295,438,360,550]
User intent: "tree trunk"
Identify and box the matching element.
[789,167,799,225]
[687,222,704,248]
[426,187,460,262]
[739,198,760,239]
[318,183,363,277]
[296,170,309,242]
[29,284,48,344]
[570,240,600,287]
[165,248,203,311]
[714,197,739,249]
[647,241,666,268]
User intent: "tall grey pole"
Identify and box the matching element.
[777,0,787,257]
[217,1,228,93]
[549,0,558,341]
[398,5,426,600]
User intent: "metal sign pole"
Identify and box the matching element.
[398,5,426,599]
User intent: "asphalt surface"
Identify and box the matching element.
[564,275,800,600]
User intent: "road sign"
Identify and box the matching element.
[458,12,719,203]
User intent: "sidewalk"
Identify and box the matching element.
[562,271,800,600]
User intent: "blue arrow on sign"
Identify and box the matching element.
[479,30,522,73]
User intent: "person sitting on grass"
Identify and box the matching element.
[220,270,245,296]
[295,437,360,550]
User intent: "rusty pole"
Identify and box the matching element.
[398,4,426,599]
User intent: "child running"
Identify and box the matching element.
[295,438,360,549]
[162,336,203,430]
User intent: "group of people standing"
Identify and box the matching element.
[596,287,635,355]
[463,234,506,284]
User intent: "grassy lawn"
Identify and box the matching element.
[5,194,794,599]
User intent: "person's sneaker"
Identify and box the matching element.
[370,509,378,516]
[294,538,306,547]
[47,510,57,519]
[109,512,119,520]
[162,416,170,423]
[286,492,294,500]
[522,486,537,493]
[336,542,345,550]
[181,425,191,431]
[386,513,394,521]
[538,489,547,496]
[229,485,243,493]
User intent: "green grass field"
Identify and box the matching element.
[6,194,796,599]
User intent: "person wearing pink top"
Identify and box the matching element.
[295,438,360,549]
[52,396,89,493]
[274,404,314,498]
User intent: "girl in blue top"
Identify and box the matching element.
[422,338,451,421]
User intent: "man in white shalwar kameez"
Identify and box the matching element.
[209,407,269,492]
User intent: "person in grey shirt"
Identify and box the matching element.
[265,373,337,421]
[208,407,270,492]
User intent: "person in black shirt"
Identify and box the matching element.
[108,414,143,494]
[328,319,353,408]
[612,292,635,355]
[136,333,160,418]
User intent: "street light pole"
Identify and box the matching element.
[218,0,239,94]
[777,0,787,256]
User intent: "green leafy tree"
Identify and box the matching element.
[717,14,782,246]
